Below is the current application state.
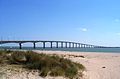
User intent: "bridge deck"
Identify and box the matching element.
[0,40,105,49]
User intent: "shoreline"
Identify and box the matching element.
[33,49,120,54]
[1,47,120,53]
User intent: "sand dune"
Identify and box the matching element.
[34,50,120,79]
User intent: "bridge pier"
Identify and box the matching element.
[91,45,94,48]
[73,43,75,48]
[75,43,77,48]
[43,42,45,48]
[50,42,53,48]
[19,43,22,49]
[65,42,67,48]
[81,44,83,48]
[88,45,90,48]
[90,45,92,48]
[86,45,88,48]
[78,44,80,48]
[61,42,63,48]
[69,42,71,48]
[92,45,94,48]
[83,44,85,48]
[80,44,82,48]
[33,42,36,49]
[56,42,58,48]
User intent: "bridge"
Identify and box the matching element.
[0,40,105,49]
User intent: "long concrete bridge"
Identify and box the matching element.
[0,40,105,49]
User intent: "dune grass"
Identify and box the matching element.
[0,50,85,79]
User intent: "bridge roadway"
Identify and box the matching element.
[0,40,104,49]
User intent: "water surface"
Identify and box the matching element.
[1,46,120,53]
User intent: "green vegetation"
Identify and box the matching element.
[0,50,85,79]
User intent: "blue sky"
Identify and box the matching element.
[1,0,120,46]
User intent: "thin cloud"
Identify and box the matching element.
[115,19,119,22]
[78,28,87,32]
[116,33,120,35]
[81,28,87,31]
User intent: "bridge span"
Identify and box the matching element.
[0,40,105,49]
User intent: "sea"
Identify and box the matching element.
[1,46,120,53]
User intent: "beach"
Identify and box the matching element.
[33,50,120,79]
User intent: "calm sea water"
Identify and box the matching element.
[1,46,120,53]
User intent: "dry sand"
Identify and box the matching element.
[33,50,120,79]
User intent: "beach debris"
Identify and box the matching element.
[68,54,85,58]
[102,67,106,68]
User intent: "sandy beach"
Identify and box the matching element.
[33,50,120,79]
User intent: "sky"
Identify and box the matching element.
[1,0,120,47]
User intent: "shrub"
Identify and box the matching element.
[65,64,78,79]
[40,67,50,77]
[0,50,85,79]
[50,67,65,76]
[9,51,26,64]
[0,50,13,64]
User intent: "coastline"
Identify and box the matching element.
[33,50,120,79]
[2,47,120,53]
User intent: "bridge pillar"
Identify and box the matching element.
[80,44,82,48]
[89,45,91,48]
[69,42,71,48]
[56,42,58,48]
[65,42,67,48]
[90,45,91,48]
[88,45,89,48]
[50,42,53,48]
[73,43,74,48]
[78,44,80,48]
[83,44,85,48]
[81,44,83,48]
[33,42,36,49]
[92,46,94,48]
[90,45,92,48]
[43,42,45,48]
[75,43,77,48]
[61,42,63,48]
[19,43,22,49]
[86,45,88,48]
